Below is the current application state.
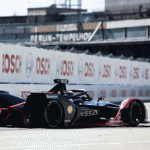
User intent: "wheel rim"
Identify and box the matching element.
[44,101,62,127]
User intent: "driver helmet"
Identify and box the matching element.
[66,91,74,96]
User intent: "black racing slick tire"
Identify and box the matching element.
[44,100,64,128]
[128,101,143,126]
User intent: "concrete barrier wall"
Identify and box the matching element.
[0,43,150,102]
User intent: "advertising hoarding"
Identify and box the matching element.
[0,43,150,102]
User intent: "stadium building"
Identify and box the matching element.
[0,1,150,58]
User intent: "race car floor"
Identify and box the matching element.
[0,103,150,150]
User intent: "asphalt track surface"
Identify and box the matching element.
[0,103,150,150]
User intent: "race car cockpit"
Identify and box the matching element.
[48,79,93,102]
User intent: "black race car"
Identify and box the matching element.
[0,91,25,126]
[23,79,148,127]
[0,79,148,127]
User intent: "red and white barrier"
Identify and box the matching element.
[0,43,150,102]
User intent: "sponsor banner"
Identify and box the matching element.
[77,54,98,84]
[137,86,150,99]
[118,86,129,101]
[145,87,150,98]
[31,49,52,83]
[98,57,116,85]
[96,85,110,101]
[54,52,77,83]
[129,61,150,85]
[108,86,119,102]
[114,59,130,85]
[128,86,138,98]
[0,44,23,83]
[0,44,150,86]
[141,62,150,86]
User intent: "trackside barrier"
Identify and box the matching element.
[0,43,150,102]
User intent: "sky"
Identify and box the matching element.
[0,0,105,16]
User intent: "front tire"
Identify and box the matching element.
[129,101,142,126]
[44,100,64,128]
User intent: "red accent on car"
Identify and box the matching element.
[9,102,25,108]
[48,91,54,94]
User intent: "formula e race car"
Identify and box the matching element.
[23,79,148,127]
[0,79,148,127]
[0,91,25,127]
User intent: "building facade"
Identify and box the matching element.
[0,5,150,58]
[105,0,150,14]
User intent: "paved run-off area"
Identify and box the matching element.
[0,103,150,150]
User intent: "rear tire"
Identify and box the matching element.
[128,101,142,126]
[44,100,64,128]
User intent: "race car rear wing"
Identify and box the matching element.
[49,79,69,94]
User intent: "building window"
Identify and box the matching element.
[92,30,102,41]
[35,17,38,23]
[104,28,124,40]
[127,27,147,38]
[148,26,150,37]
